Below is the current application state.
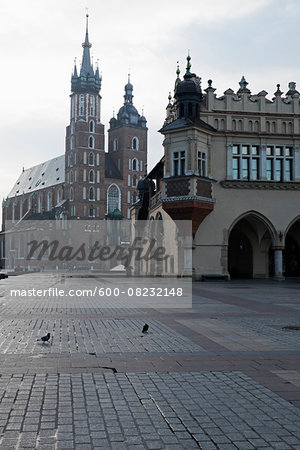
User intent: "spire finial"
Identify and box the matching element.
[176,61,180,78]
[186,50,191,75]
[128,73,131,84]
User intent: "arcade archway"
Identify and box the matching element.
[228,213,275,279]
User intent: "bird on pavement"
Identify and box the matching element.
[142,324,149,333]
[37,332,51,344]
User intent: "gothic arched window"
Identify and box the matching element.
[89,187,95,201]
[89,136,94,148]
[132,137,139,150]
[89,170,95,183]
[89,120,95,133]
[89,152,94,166]
[107,184,121,213]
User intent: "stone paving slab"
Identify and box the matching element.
[0,274,300,449]
[0,371,300,449]
[0,318,204,355]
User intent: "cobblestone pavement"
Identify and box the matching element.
[0,274,299,449]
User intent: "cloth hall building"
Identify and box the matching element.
[135,55,300,280]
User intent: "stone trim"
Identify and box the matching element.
[161,195,215,203]
[221,180,300,190]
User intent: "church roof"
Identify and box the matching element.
[7,155,65,198]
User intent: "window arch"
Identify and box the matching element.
[89,169,95,183]
[89,187,95,201]
[132,137,139,150]
[89,136,94,149]
[107,184,121,213]
[70,170,74,184]
[89,120,95,133]
[89,152,94,166]
[132,158,139,171]
[113,138,118,151]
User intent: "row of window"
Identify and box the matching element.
[128,174,142,187]
[68,152,100,168]
[70,135,96,150]
[232,144,294,181]
[129,158,143,172]
[70,206,132,219]
[113,137,139,151]
[172,150,207,177]
[214,118,294,134]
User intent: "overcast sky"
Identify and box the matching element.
[1,0,300,227]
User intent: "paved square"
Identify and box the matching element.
[0,274,299,449]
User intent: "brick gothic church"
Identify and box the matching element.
[1,15,147,226]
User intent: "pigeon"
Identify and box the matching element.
[142,324,149,333]
[37,332,50,344]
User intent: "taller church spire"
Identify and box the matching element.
[71,14,101,94]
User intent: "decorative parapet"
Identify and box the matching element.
[221,180,300,190]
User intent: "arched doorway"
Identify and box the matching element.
[228,213,274,279]
[228,229,252,279]
[284,219,300,277]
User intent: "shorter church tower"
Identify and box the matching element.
[65,14,105,219]
[108,77,147,218]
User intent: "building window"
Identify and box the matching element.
[97,188,100,201]
[70,136,74,149]
[83,187,86,200]
[89,120,95,133]
[70,187,74,202]
[96,153,100,166]
[113,139,118,151]
[57,190,61,204]
[198,151,206,176]
[89,170,95,183]
[83,152,87,164]
[128,174,130,186]
[127,191,130,203]
[232,145,259,180]
[83,169,87,182]
[132,137,139,150]
[89,136,94,149]
[83,205,87,216]
[173,151,186,176]
[90,96,95,116]
[70,170,74,184]
[89,187,95,201]
[97,171,100,183]
[107,184,121,213]
[128,159,132,170]
[140,160,143,173]
[80,95,84,115]
[89,206,95,217]
[89,152,94,166]
[132,175,138,187]
[132,158,138,171]
[231,144,293,181]
[132,192,137,203]
[266,146,293,181]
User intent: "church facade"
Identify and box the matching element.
[135,55,300,280]
[1,15,147,238]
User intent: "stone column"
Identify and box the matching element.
[273,248,285,281]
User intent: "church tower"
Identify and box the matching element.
[65,14,105,219]
[108,77,147,217]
